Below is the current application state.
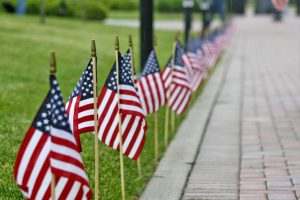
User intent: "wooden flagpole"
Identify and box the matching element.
[154,112,158,163]
[91,40,99,200]
[164,106,169,148]
[50,52,56,200]
[115,36,126,200]
[153,36,158,163]
[164,36,178,148]
[128,35,142,178]
[171,34,179,134]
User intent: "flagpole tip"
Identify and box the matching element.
[128,35,133,48]
[50,52,56,74]
[91,40,96,57]
[115,36,120,51]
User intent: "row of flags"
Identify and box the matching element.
[14,23,234,199]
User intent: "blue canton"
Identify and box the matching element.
[32,92,51,134]
[119,50,133,86]
[69,59,94,100]
[50,75,72,133]
[141,50,160,76]
[175,41,185,67]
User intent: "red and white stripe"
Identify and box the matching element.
[14,127,51,199]
[183,52,208,91]
[162,66,172,99]
[14,127,92,199]
[167,65,192,115]
[137,72,166,115]
[97,85,147,160]
[66,97,94,134]
[168,84,192,115]
[202,42,220,67]
[65,96,94,151]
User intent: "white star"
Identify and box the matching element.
[43,119,49,124]
[58,115,63,120]
[46,104,51,109]
[45,126,50,131]
[41,112,47,118]
[36,121,42,127]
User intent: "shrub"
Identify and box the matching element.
[84,1,107,20]
[156,0,182,12]
[109,0,138,11]
[25,0,107,21]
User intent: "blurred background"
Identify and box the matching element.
[0,0,299,199]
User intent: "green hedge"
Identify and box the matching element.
[108,0,138,11]
[155,0,183,12]
[2,0,107,21]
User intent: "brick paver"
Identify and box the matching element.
[182,15,300,200]
[239,15,300,200]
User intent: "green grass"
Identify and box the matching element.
[108,10,203,21]
[0,13,201,200]
[0,13,216,200]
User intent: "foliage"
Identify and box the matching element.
[0,13,175,200]
[24,0,107,20]
[84,1,108,20]
[155,0,183,12]
[108,0,139,11]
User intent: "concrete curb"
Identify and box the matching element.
[140,49,232,200]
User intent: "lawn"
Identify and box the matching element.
[0,13,210,199]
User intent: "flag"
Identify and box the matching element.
[161,56,173,99]
[14,75,92,199]
[167,42,192,115]
[65,59,94,151]
[202,30,225,67]
[136,50,166,115]
[272,0,289,11]
[97,51,147,160]
[184,38,209,91]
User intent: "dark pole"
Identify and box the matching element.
[297,0,300,16]
[183,0,194,46]
[140,0,153,71]
[199,0,210,38]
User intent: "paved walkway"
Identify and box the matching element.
[141,14,300,200]
[104,19,221,31]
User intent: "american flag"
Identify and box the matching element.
[161,56,173,99]
[202,31,223,67]
[14,75,92,199]
[137,50,166,115]
[184,38,209,91]
[166,42,192,115]
[272,0,289,11]
[65,59,94,151]
[97,51,147,160]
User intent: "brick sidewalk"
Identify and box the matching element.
[183,15,300,200]
[140,15,300,200]
[239,16,300,200]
